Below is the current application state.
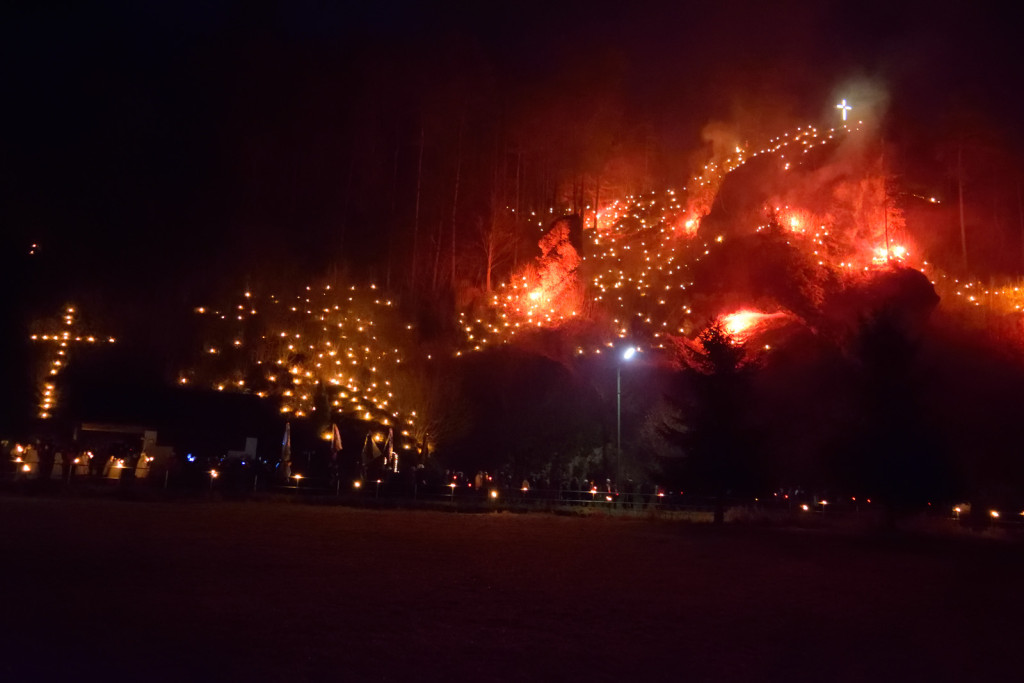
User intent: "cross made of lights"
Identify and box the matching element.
[836,99,852,121]
[29,306,116,419]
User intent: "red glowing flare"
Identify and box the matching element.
[721,309,765,337]
[872,244,909,264]
[673,214,699,238]
[717,308,793,344]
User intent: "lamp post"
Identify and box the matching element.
[617,346,636,487]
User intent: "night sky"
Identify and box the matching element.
[5,2,1021,277]
[3,1,1023,429]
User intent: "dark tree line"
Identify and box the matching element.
[652,275,1024,525]
[209,30,660,309]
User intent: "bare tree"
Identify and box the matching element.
[472,211,515,293]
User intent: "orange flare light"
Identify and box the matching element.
[718,309,790,342]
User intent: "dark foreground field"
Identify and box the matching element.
[1,498,1022,682]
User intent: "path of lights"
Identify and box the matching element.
[458,118,918,356]
[56,105,1021,441]
[184,285,423,452]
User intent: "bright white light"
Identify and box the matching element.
[836,98,851,121]
[622,347,636,361]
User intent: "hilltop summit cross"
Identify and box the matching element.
[836,99,852,121]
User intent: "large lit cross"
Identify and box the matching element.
[836,99,852,121]
[29,305,115,418]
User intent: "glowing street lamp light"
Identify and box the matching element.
[209,469,219,492]
[617,346,637,486]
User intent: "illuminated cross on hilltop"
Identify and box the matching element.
[836,99,852,121]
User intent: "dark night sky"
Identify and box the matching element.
[2,1,1022,344]
[4,3,1020,253]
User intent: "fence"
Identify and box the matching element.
[5,464,1024,526]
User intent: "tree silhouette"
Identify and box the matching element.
[665,322,761,524]
[838,307,949,525]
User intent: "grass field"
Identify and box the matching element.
[1,496,1022,682]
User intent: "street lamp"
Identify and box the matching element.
[617,346,637,487]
